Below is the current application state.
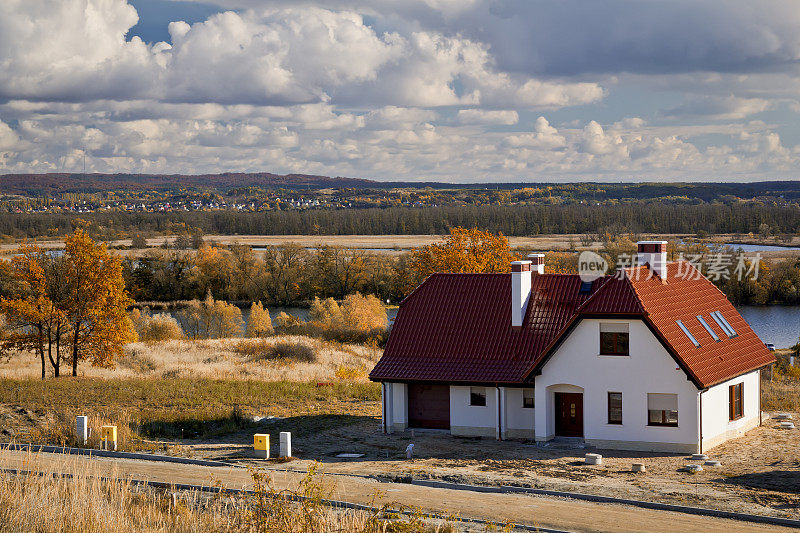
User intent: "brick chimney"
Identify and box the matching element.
[527,253,545,275]
[511,260,532,327]
[637,240,668,279]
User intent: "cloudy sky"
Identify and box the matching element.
[2,0,800,182]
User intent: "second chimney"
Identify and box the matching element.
[636,240,668,279]
[527,253,545,275]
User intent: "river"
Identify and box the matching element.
[736,306,800,349]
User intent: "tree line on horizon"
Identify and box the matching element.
[0,202,799,240]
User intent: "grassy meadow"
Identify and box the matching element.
[0,335,381,452]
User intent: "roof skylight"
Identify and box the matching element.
[676,320,700,347]
[697,315,720,342]
[710,311,737,338]
[579,281,593,294]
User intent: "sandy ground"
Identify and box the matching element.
[0,449,793,533]
[162,412,800,520]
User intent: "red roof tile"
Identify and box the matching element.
[370,273,607,384]
[624,262,775,388]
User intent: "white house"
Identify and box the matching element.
[370,241,775,453]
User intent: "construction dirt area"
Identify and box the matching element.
[151,410,800,521]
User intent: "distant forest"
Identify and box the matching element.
[1,203,799,238]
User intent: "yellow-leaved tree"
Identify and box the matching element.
[0,245,69,378]
[64,229,135,376]
[246,301,274,338]
[1,231,135,378]
[408,227,516,288]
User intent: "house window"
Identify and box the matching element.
[522,389,535,409]
[607,392,622,424]
[470,387,487,406]
[647,393,678,427]
[729,383,743,420]
[600,323,629,355]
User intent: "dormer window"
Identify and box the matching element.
[600,323,629,356]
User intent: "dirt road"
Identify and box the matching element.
[0,449,793,533]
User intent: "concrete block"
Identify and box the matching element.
[691,453,708,461]
[631,463,646,473]
[76,416,88,445]
[705,460,721,467]
[779,422,795,429]
[279,431,291,458]
[684,464,703,473]
[585,453,602,465]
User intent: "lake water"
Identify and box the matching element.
[723,243,800,252]
[736,306,800,348]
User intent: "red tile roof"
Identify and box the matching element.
[370,273,617,384]
[370,263,775,388]
[623,262,775,388]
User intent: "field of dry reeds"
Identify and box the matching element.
[0,453,463,532]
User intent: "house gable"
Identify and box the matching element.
[533,317,700,450]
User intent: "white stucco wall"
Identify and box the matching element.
[701,369,761,450]
[535,318,701,453]
[504,388,536,438]
[382,382,407,432]
[450,385,496,437]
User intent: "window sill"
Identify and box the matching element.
[598,354,630,357]
[647,424,679,428]
[606,422,624,426]
[729,415,744,422]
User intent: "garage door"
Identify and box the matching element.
[408,384,450,429]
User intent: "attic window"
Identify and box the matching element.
[676,320,700,347]
[579,281,593,294]
[711,311,737,338]
[696,315,720,342]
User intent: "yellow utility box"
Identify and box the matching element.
[100,425,118,451]
[254,433,270,459]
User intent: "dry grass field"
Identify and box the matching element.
[0,452,463,533]
[0,336,380,382]
[0,335,381,452]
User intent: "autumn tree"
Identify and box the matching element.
[409,227,516,283]
[63,229,135,375]
[178,292,243,339]
[246,301,273,337]
[0,245,69,378]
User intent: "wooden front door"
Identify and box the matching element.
[407,384,450,429]
[554,392,583,437]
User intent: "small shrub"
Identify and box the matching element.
[273,342,316,363]
[139,314,185,342]
[236,340,316,363]
[234,339,272,358]
[335,365,366,381]
[274,312,305,334]
[119,349,159,374]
